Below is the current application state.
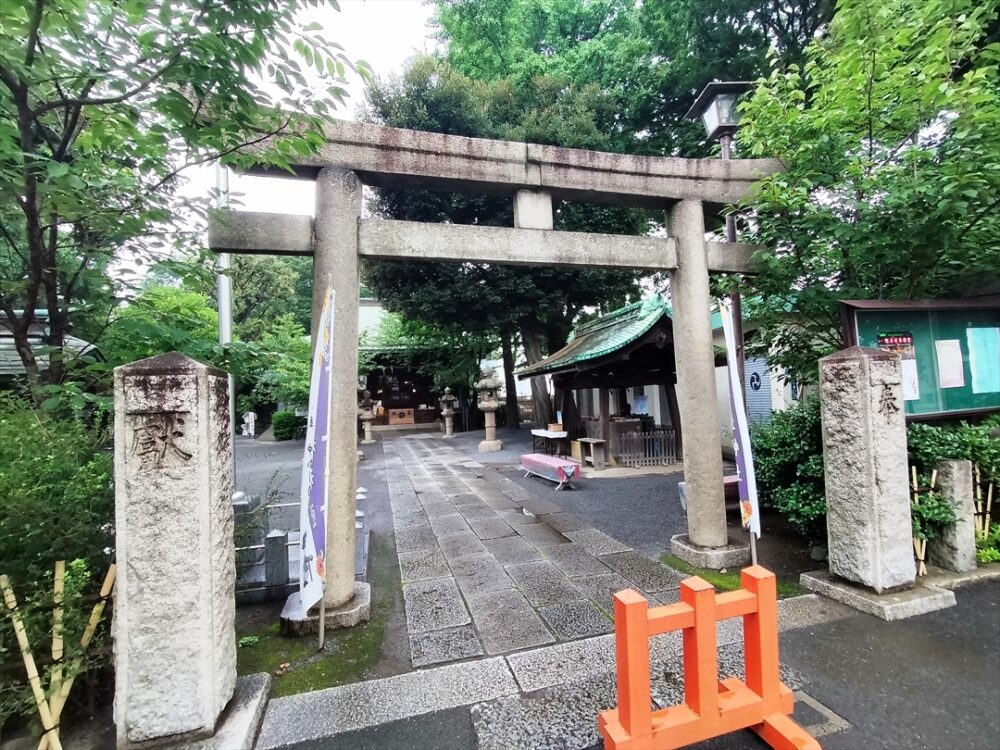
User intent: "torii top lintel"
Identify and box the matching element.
[243,119,781,209]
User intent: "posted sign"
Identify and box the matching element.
[299,289,334,612]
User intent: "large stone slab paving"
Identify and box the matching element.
[506,560,586,607]
[466,589,555,654]
[429,513,472,536]
[403,577,470,633]
[563,527,631,556]
[536,511,588,533]
[422,501,458,519]
[393,510,430,530]
[457,504,498,520]
[483,536,543,566]
[438,531,488,561]
[255,657,519,748]
[478,491,518,510]
[496,508,539,526]
[504,635,617,693]
[598,550,685,593]
[538,543,611,577]
[538,600,614,640]
[451,554,515,597]
[394,526,437,553]
[515,522,569,546]
[468,517,516,540]
[409,625,484,668]
[449,492,482,506]
[569,572,641,614]
[398,548,451,583]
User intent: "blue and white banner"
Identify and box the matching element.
[299,289,334,612]
[719,299,762,538]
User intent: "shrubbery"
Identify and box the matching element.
[271,411,306,441]
[0,394,115,731]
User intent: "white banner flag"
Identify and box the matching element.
[719,299,761,538]
[299,289,335,612]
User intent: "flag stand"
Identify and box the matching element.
[318,592,326,651]
[750,532,758,566]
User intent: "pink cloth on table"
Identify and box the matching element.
[520,453,581,482]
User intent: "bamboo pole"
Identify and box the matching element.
[38,565,116,750]
[50,562,65,710]
[0,575,63,750]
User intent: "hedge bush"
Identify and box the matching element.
[272,410,306,441]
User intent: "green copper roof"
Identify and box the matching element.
[517,295,671,379]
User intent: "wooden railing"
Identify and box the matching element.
[619,429,677,468]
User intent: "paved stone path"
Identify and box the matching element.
[382,433,689,668]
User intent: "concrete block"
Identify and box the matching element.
[478,439,503,452]
[113,353,236,746]
[264,530,289,587]
[504,635,616,693]
[394,526,437,553]
[820,347,916,592]
[800,570,955,621]
[451,553,514,597]
[410,625,484,668]
[669,533,751,571]
[398,548,451,583]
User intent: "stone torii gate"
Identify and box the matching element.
[208,120,781,611]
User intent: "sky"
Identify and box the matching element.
[204,0,438,215]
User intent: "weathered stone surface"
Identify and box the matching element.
[569,572,639,613]
[515,523,569,546]
[279,583,371,636]
[399,549,451,583]
[928,460,977,573]
[820,347,916,592]
[393,510,430,530]
[670,533,751,570]
[505,561,585,607]
[537,512,588,533]
[458,504,499,520]
[394,526,437,553]
[438,531,488,561]
[468,517,516,540]
[598,551,685,594]
[496,509,539,526]
[113,353,236,745]
[422,501,459,519]
[466,590,555,655]
[403,578,470,634]
[537,600,614,640]
[514,189,554,230]
[562,528,630,555]
[538,543,611,577]
[183,673,271,750]
[409,626,484,668]
[451,554,515,597]
[483,536,544,566]
[801,570,954,621]
[430,513,473,536]
[504,635,616,693]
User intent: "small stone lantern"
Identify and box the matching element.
[439,386,458,439]
[475,369,502,452]
[358,389,376,445]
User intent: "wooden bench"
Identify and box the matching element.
[577,437,607,470]
[520,453,581,490]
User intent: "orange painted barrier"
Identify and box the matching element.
[598,565,820,750]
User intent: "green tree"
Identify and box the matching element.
[0,0,366,401]
[231,255,312,341]
[361,56,645,423]
[739,0,1000,380]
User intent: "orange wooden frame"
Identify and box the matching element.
[599,565,820,750]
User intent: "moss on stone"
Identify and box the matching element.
[661,554,805,599]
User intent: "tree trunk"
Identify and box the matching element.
[519,318,552,426]
[500,328,520,429]
[554,379,583,437]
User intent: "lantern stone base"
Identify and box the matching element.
[478,439,503,453]
[670,533,750,570]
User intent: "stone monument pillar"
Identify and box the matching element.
[818,347,916,592]
[928,459,977,573]
[476,370,502,452]
[439,386,458,438]
[113,353,236,746]
[358,390,376,445]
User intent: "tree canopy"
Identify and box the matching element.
[739,0,1000,379]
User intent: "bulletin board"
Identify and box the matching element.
[842,301,1000,418]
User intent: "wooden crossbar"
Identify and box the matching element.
[599,566,820,750]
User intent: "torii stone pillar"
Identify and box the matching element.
[668,200,747,568]
[314,167,363,609]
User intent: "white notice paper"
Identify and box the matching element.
[934,339,965,389]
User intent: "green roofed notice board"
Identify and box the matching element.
[842,300,1000,418]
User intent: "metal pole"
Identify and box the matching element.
[720,135,746,407]
[214,164,236,442]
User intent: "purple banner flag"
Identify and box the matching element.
[299,289,334,612]
[719,299,761,538]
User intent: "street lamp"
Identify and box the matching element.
[686,80,753,402]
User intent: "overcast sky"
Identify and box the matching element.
[203,0,438,215]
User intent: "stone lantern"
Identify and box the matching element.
[358,389,376,445]
[439,386,458,439]
[475,369,502,452]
